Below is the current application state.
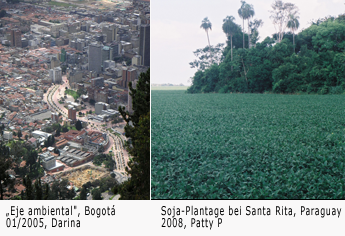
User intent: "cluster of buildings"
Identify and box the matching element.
[37,127,108,173]
[0,0,149,113]
[0,0,148,166]
[0,0,149,199]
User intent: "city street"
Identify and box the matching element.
[43,77,130,173]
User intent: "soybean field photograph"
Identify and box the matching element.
[151,0,345,199]
[151,91,345,199]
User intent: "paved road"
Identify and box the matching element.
[44,77,130,173]
[113,171,129,184]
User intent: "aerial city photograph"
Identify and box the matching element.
[0,0,150,200]
[151,0,345,199]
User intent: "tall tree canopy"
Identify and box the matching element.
[75,120,82,131]
[287,13,300,53]
[200,17,212,48]
[0,143,11,200]
[223,16,240,71]
[116,68,150,200]
[269,0,298,43]
[189,43,225,71]
[200,17,213,63]
[243,3,255,47]
[238,0,247,48]
[249,19,263,46]
[188,15,345,95]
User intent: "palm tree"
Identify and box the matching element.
[222,16,238,71]
[243,3,255,48]
[200,17,212,63]
[287,13,300,53]
[200,17,212,48]
[238,1,247,48]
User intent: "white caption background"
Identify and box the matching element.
[0,200,343,236]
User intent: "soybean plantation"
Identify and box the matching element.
[151,90,345,199]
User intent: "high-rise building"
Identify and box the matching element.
[103,60,115,70]
[68,107,77,121]
[102,46,113,68]
[121,67,137,88]
[95,91,108,103]
[49,67,62,84]
[10,29,22,48]
[51,112,59,123]
[94,15,103,23]
[110,42,119,59]
[49,69,54,82]
[51,56,60,68]
[54,67,62,83]
[139,24,150,66]
[132,55,142,66]
[91,77,104,88]
[95,102,108,115]
[50,67,62,84]
[88,42,102,73]
[68,69,83,84]
[102,25,117,43]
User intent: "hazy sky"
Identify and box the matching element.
[151,0,345,85]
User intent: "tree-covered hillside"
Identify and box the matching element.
[188,16,345,94]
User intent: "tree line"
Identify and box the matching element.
[113,69,150,200]
[188,1,345,94]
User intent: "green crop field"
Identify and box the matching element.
[151,90,345,199]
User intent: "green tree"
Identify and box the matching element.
[50,179,75,200]
[43,183,50,200]
[25,134,28,141]
[17,130,23,140]
[26,149,38,173]
[23,175,34,200]
[1,124,4,135]
[200,17,213,63]
[287,13,300,53]
[238,0,247,48]
[249,19,263,46]
[92,188,102,200]
[116,69,150,200]
[243,3,255,47]
[34,178,42,200]
[89,99,95,105]
[189,43,225,71]
[269,0,298,43]
[80,186,87,200]
[54,148,60,155]
[0,10,6,18]
[200,17,212,49]
[98,145,104,153]
[222,16,239,71]
[62,126,69,132]
[51,181,59,200]
[0,143,11,200]
[75,120,82,131]
[56,127,60,136]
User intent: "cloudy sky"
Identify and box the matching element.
[151,0,345,85]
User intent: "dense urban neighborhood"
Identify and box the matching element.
[0,0,150,200]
